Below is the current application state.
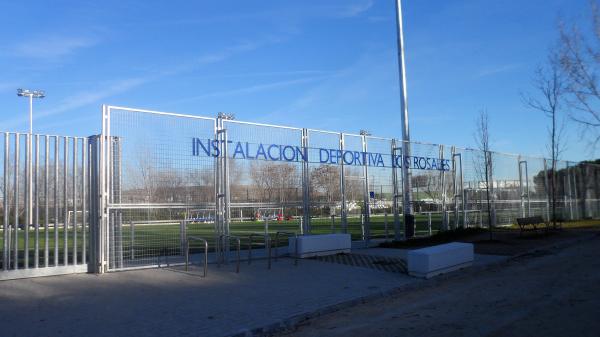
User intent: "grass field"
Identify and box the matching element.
[2,211,592,269]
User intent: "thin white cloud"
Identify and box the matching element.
[161,37,281,77]
[2,77,148,129]
[169,76,330,105]
[338,0,374,18]
[476,64,520,78]
[1,37,282,127]
[12,36,97,59]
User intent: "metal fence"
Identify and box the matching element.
[1,132,91,279]
[3,105,600,277]
[92,105,600,272]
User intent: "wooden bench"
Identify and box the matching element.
[516,216,548,235]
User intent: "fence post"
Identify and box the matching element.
[451,147,459,229]
[384,212,389,240]
[391,139,402,240]
[439,144,448,231]
[339,133,347,233]
[543,159,551,222]
[572,165,579,219]
[567,162,574,220]
[361,133,370,243]
[3,133,9,271]
[330,214,335,233]
[301,128,310,234]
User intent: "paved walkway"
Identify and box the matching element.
[0,244,509,337]
[0,254,416,337]
[281,235,600,337]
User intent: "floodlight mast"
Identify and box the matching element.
[17,88,45,232]
[395,0,414,237]
[17,88,45,134]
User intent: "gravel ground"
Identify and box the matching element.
[277,231,600,337]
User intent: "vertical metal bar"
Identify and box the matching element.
[395,0,414,227]
[524,161,530,217]
[130,220,134,259]
[44,136,49,267]
[439,145,447,231]
[82,138,87,264]
[104,106,112,272]
[115,138,123,268]
[88,136,96,271]
[362,134,370,243]
[34,134,39,268]
[267,236,271,270]
[518,159,525,218]
[459,154,465,228]
[330,215,335,233]
[63,137,68,266]
[54,136,59,266]
[72,138,78,265]
[567,162,574,220]
[301,128,310,234]
[488,151,496,228]
[203,240,208,277]
[428,212,432,236]
[184,240,189,271]
[3,133,8,270]
[223,124,230,262]
[391,139,401,240]
[24,133,30,268]
[339,133,347,233]
[451,148,459,229]
[541,160,549,221]
[384,212,389,240]
[213,118,220,261]
[13,134,20,270]
[572,166,579,220]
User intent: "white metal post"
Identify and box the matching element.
[340,133,347,233]
[395,0,414,235]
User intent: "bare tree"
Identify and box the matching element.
[473,109,494,239]
[249,162,299,203]
[125,149,159,203]
[557,0,600,150]
[310,165,341,203]
[523,57,567,228]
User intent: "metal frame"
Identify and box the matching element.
[217,234,241,273]
[185,236,208,277]
[274,231,298,266]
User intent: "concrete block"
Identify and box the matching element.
[407,242,474,278]
[289,234,351,258]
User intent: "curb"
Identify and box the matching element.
[230,231,600,337]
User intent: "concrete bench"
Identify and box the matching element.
[407,242,474,279]
[289,234,351,258]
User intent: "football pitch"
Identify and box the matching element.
[1,213,452,267]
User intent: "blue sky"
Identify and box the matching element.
[0,0,593,161]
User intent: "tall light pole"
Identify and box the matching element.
[395,0,414,238]
[17,88,45,134]
[17,88,45,234]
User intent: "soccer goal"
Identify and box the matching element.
[187,209,215,223]
[256,207,284,221]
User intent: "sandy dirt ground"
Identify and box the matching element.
[278,232,600,337]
